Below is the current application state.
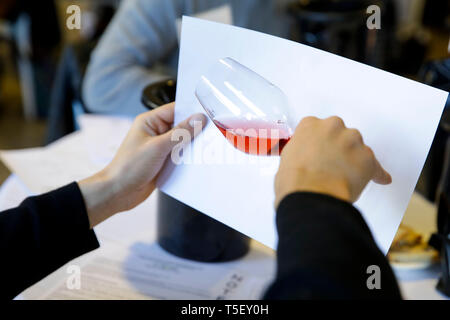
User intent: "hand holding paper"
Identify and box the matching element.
[79,103,206,227]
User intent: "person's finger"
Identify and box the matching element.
[371,156,392,185]
[138,103,176,136]
[173,113,207,139]
[343,128,364,146]
[154,113,207,154]
[151,102,175,124]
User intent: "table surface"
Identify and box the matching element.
[0,173,448,300]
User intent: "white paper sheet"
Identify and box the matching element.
[175,4,232,41]
[78,114,132,167]
[0,174,32,211]
[0,114,132,194]
[39,243,271,300]
[0,132,100,194]
[158,17,449,253]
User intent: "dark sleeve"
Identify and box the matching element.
[0,182,99,300]
[263,192,402,299]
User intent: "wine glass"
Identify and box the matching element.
[195,57,294,156]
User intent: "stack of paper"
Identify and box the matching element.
[0,114,132,194]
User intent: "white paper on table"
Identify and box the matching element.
[0,132,101,194]
[0,115,132,194]
[93,191,159,246]
[0,174,32,211]
[158,17,449,254]
[38,241,272,300]
[77,114,132,167]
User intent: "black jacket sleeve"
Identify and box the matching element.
[263,192,402,299]
[0,182,99,300]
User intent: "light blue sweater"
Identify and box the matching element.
[82,0,293,115]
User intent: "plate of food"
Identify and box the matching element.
[388,224,439,270]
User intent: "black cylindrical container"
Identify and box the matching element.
[142,80,251,262]
[157,191,250,262]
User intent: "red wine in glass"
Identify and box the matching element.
[213,117,292,156]
[195,57,295,156]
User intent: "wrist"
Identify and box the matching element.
[78,169,120,228]
[275,169,351,209]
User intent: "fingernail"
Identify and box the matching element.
[189,113,207,128]
[387,172,392,184]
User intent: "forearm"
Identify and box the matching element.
[83,64,170,115]
[82,0,180,115]
[264,192,401,299]
[0,183,99,299]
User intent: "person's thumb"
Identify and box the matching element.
[372,157,392,185]
[154,113,207,155]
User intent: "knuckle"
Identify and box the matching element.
[295,116,318,132]
[365,146,375,161]
[298,116,318,127]
[135,113,147,123]
[348,129,363,144]
[301,116,318,123]
[326,116,345,129]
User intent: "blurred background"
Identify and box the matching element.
[0,0,449,202]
